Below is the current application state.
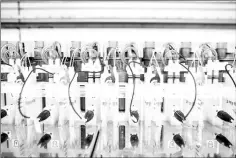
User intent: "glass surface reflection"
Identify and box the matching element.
[1,121,236,157]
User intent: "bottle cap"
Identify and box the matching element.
[9,59,15,65]
[108,41,118,48]
[181,42,191,48]
[216,42,227,49]
[1,41,8,47]
[145,41,155,48]
[71,41,81,49]
[35,41,44,48]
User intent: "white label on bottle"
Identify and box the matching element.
[34,118,42,133]
[12,139,19,148]
[207,140,215,148]
[51,140,60,148]
[168,140,176,148]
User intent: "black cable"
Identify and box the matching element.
[1,63,13,67]
[128,61,148,69]
[97,56,105,74]
[130,58,196,120]
[68,69,104,120]
[179,63,197,119]
[53,42,62,63]
[18,68,54,119]
[68,72,82,119]
[126,60,165,121]
[61,57,65,65]
[225,64,236,88]
[169,44,186,61]
[125,61,148,123]
[126,62,135,117]
[89,130,100,158]
[178,53,187,62]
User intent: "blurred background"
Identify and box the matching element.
[1,1,236,47]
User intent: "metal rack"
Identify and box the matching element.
[2,1,236,28]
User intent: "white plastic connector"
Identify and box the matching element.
[27,67,36,84]
[126,59,133,76]
[58,67,69,85]
[113,67,118,84]
[207,60,214,72]
[48,59,54,65]
[55,58,60,66]
[81,63,86,71]
[169,59,174,65]
[172,60,181,73]
[68,67,75,80]
[81,59,93,71]
[156,67,162,84]
[15,59,21,66]
[93,58,101,72]
[145,67,154,84]
[88,58,94,71]
[35,65,43,73]
[9,59,15,65]
[7,72,17,83]
[101,66,110,84]
[53,72,60,83]
[21,67,28,78]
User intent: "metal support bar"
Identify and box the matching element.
[2,22,236,29]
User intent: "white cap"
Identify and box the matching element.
[35,41,44,48]
[108,41,118,48]
[216,42,227,49]
[145,41,155,48]
[71,41,81,48]
[181,42,191,48]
